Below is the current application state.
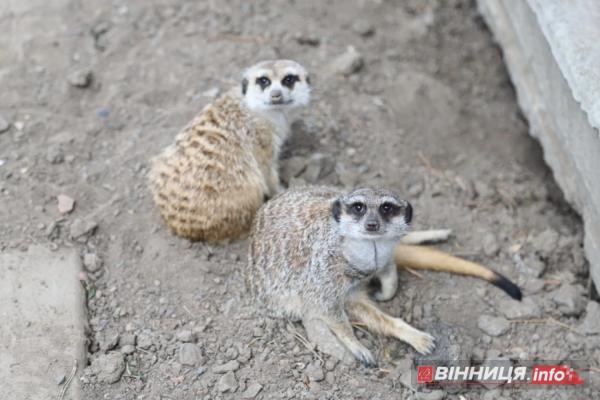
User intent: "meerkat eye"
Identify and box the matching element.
[379,202,399,216]
[351,202,366,215]
[281,74,299,88]
[256,76,271,89]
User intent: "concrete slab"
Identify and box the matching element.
[478,0,600,290]
[0,246,87,400]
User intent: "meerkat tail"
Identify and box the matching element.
[394,244,522,300]
[400,229,453,245]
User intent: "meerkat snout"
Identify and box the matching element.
[242,60,311,111]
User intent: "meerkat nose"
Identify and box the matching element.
[270,89,282,100]
[366,221,380,232]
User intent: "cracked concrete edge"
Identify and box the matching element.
[478,0,600,290]
[0,246,87,400]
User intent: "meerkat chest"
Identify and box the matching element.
[341,238,396,274]
[260,110,289,145]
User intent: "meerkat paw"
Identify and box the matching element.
[350,345,378,368]
[373,282,397,302]
[407,330,436,355]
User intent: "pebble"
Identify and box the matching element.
[579,301,600,335]
[69,218,98,240]
[136,332,153,349]
[329,46,364,76]
[56,374,66,385]
[482,232,500,256]
[551,283,586,316]
[57,194,75,214]
[97,329,120,352]
[416,390,446,400]
[120,344,135,355]
[217,371,238,393]
[179,343,203,366]
[477,315,510,337]
[242,382,263,399]
[304,363,325,382]
[324,359,337,371]
[67,68,93,88]
[83,253,102,272]
[91,352,125,384]
[46,145,65,164]
[530,228,560,256]
[212,360,240,374]
[496,297,542,319]
[0,115,9,133]
[175,329,195,343]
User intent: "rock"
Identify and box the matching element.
[57,194,75,214]
[175,329,195,343]
[477,315,510,337]
[97,329,119,352]
[0,115,9,133]
[551,284,586,316]
[179,343,203,366]
[56,374,66,385]
[46,146,64,164]
[305,363,325,382]
[217,371,238,393]
[120,333,136,347]
[416,390,446,400]
[579,301,600,335]
[83,253,102,273]
[352,20,375,37]
[303,317,355,364]
[513,253,546,277]
[212,360,240,374]
[67,68,93,88]
[324,359,337,371]
[530,228,560,256]
[242,382,263,398]
[329,46,364,76]
[496,296,542,319]
[69,218,98,240]
[482,232,500,256]
[137,332,153,349]
[92,352,125,384]
[120,344,135,355]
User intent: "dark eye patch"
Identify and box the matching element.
[348,202,367,216]
[281,74,299,89]
[256,76,271,90]
[379,202,401,219]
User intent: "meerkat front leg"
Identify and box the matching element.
[373,262,398,302]
[314,312,377,368]
[346,291,435,355]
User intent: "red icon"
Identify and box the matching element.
[417,366,434,383]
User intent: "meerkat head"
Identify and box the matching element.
[241,60,311,112]
[331,188,412,241]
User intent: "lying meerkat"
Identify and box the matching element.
[247,186,521,366]
[149,60,311,242]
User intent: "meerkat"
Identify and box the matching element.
[247,186,522,367]
[149,60,311,242]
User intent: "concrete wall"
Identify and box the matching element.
[478,0,600,289]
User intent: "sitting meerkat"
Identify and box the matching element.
[149,60,311,242]
[247,186,521,366]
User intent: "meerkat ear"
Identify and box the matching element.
[305,75,311,85]
[404,202,413,224]
[241,78,249,95]
[331,199,342,222]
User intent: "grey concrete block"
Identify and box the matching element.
[0,246,87,400]
[478,0,600,290]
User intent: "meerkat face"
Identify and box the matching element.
[332,188,412,241]
[241,60,311,112]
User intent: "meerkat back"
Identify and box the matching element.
[149,60,311,242]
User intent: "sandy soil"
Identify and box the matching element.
[1,0,598,398]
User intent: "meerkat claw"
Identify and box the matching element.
[411,331,436,355]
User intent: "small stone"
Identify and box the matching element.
[83,253,102,272]
[120,333,136,346]
[482,232,500,256]
[97,329,120,352]
[329,46,364,76]
[324,359,337,371]
[477,315,510,337]
[497,297,542,319]
[56,374,66,385]
[57,194,75,214]
[92,352,125,384]
[305,363,325,382]
[46,146,64,164]
[69,218,98,240]
[416,390,446,400]
[179,343,203,366]
[551,284,586,316]
[175,329,195,343]
[530,228,560,256]
[0,115,9,133]
[68,68,93,88]
[252,327,264,337]
[212,360,240,374]
[242,382,263,399]
[137,332,153,349]
[579,301,600,335]
[217,371,238,393]
[352,20,375,37]
[120,344,135,355]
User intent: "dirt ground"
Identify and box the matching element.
[1,0,599,398]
